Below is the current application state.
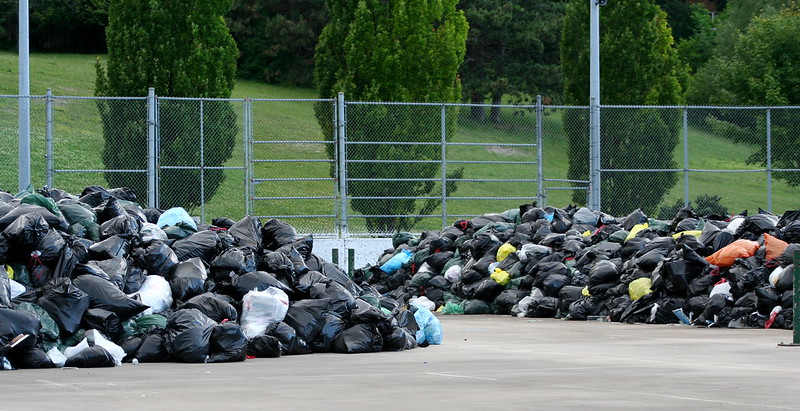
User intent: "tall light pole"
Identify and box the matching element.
[18,0,31,191]
[589,0,604,211]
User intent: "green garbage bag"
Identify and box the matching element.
[441,302,465,315]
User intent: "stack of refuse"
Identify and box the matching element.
[357,203,797,329]
[0,186,439,371]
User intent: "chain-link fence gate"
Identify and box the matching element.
[2,91,799,238]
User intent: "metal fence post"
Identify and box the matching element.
[147,87,156,208]
[766,108,772,213]
[794,250,799,344]
[337,92,348,239]
[440,104,448,229]
[589,97,601,211]
[45,89,53,189]
[683,107,689,207]
[244,98,252,216]
[199,99,206,222]
[536,95,545,207]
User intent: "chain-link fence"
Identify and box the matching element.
[2,92,798,237]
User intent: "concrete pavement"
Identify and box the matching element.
[2,315,799,410]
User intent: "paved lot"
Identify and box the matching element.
[2,315,799,410]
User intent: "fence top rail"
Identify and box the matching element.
[54,96,148,100]
[603,104,800,110]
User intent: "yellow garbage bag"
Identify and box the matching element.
[628,277,653,301]
[625,223,649,242]
[496,243,517,262]
[672,230,702,240]
[582,286,591,296]
[490,268,511,286]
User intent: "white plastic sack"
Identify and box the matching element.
[240,287,290,339]
[140,222,168,242]
[723,217,745,234]
[9,279,26,299]
[769,266,786,286]
[156,207,197,230]
[709,281,732,300]
[46,347,67,368]
[444,265,461,283]
[133,275,173,315]
[410,296,435,312]
[64,330,125,366]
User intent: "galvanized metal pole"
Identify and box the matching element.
[337,93,348,239]
[244,98,252,216]
[589,0,602,211]
[45,89,53,189]
[147,88,156,208]
[766,108,772,213]
[683,107,689,207]
[536,95,545,207]
[18,0,31,191]
[440,104,448,229]
[199,99,205,223]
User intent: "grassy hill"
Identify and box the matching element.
[0,51,795,233]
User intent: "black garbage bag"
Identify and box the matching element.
[469,233,502,260]
[36,278,90,334]
[7,347,55,369]
[382,325,415,351]
[696,293,730,325]
[141,240,179,277]
[462,299,492,314]
[332,323,384,354]
[73,274,149,320]
[309,280,357,318]
[660,260,695,296]
[179,292,238,323]
[247,334,281,358]
[211,247,257,281]
[99,214,140,239]
[172,230,222,264]
[93,196,128,225]
[349,299,387,324]
[64,345,116,368]
[124,265,147,295]
[89,235,130,260]
[233,271,293,297]
[165,308,216,363]
[75,257,129,290]
[558,285,585,315]
[467,278,504,302]
[228,216,262,249]
[206,322,247,363]
[81,308,123,342]
[0,204,66,231]
[266,322,312,355]
[310,311,346,353]
[257,251,295,278]
[132,332,169,362]
[737,214,777,237]
[755,286,782,315]
[525,296,558,318]
[261,219,298,251]
[284,299,332,343]
[782,221,800,244]
[169,257,208,303]
[567,297,605,321]
[587,261,620,295]
[0,307,40,351]
[394,309,419,336]
[542,274,570,298]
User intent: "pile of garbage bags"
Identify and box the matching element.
[358,203,798,329]
[0,186,438,370]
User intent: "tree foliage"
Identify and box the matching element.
[458,0,568,114]
[227,0,327,86]
[687,3,800,187]
[0,0,107,52]
[96,0,238,210]
[314,0,467,232]
[561,0,687,215]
